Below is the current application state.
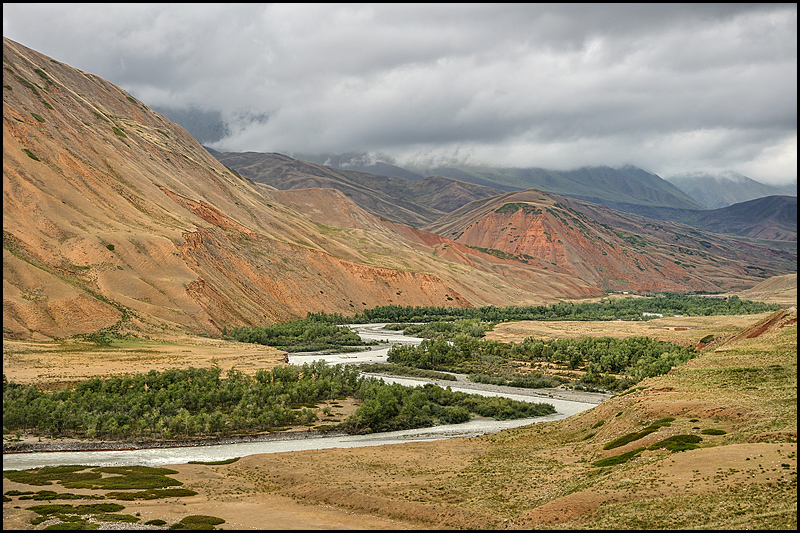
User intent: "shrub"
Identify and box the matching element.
[648,434,702,452]
[700,428,727,435]
[169,515,225,530]
[105,488,197,500]
[592,447,646,467]
[22,148,40,161]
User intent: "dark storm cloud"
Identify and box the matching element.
[3,3,796,184]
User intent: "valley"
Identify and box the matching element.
[2,35,797,530]
[4,303,796,529]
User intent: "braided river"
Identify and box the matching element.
[3,324,608,471]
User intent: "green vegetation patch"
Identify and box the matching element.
[105,488,197,500]
[31,112,46,122]
[494,202,542,215]
[188,457,240,465]
[466,245,535,264]
[3,466,99,487]
[22,148,40,161]
[700,428,727,435]
[357,362,457,381]
[14,75,41,96]
[647,434,703,452]
[3,465,182,490]
[92,513,140,523]
[111,126,126,137]
[25,502,136,530]
[343,381,555,434]
[226,314,372,352]
[169,514,225,530]
[592,447,646,467]
[603,418,675,450]
[348,294,780,324]
[15,490,104,501]
[27,503,126,516]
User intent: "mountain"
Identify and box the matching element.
[426,190,796,293]
[302,156,709,208]
[210,150,505,227]
[3,37,795,342]
[293,156,711,212]
[290,152,427,182]
[666,171,798,209]
[285,153,796,243]
[389,163,708,212]
[1,37,596,340]
[679,196,797,242]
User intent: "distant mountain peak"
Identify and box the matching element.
[666,171,796,209]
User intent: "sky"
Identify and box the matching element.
[3,3,797,185]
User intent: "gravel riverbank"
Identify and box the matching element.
[3,427,350,455]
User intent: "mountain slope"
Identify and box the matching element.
[683,196,797,242]
[2,38,476,339]
[211,150,504,227]
[3,37,603,341]
[666,171,798,208]
[404,163,707,212]
[427,190,797,293]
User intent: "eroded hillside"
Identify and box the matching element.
[429,190,796,293]
[3,38,598,341]
[3,38,473,339]
[4,37,795,342]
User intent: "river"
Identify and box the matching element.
[2,324,609,471]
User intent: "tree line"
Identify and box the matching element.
[386,335,697,392]
[2,363,554,440]
[224,294,778,352]
[346,293,780,323]
[224,316,372,352]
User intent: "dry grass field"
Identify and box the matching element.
[2,335,287,389]
[3,296,797,529]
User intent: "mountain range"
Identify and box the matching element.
[153,104,797,212]
[247,151,796,210]
[212,150,797,245]
[3,37,797,342]
[666,171,797,209]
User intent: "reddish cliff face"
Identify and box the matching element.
[454,205,700,292]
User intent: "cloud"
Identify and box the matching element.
[3,3,796,184]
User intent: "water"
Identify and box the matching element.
[3,324,607,470]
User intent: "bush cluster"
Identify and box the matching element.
[3,362,554,440]
[225,316,370,352]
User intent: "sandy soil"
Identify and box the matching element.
[483,312,775,346]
